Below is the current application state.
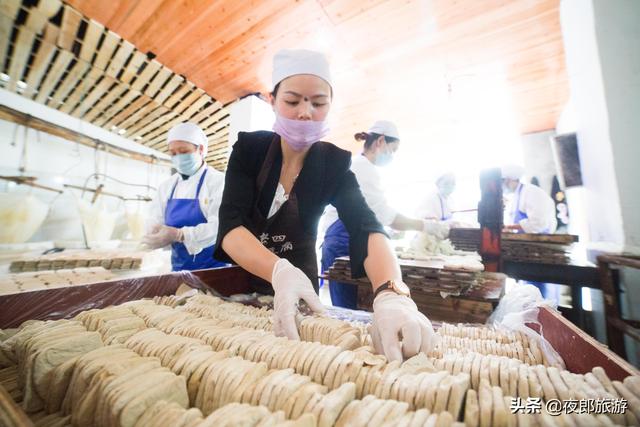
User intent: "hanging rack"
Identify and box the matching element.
[0,175,63,194]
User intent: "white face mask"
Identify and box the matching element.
[375,144,394,167]
[172,152,202,176]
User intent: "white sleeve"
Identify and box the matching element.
[415,192,441,220]
[355,166,397,227]
[518,186,556,233]
[181,170,225,256]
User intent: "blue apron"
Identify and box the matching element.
[321,219,358,309]
[438,195,452,221]
[165,169,226,271]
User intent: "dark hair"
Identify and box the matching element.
[271,81,334,98]
[355,132,399,150]
[271,82,281,97]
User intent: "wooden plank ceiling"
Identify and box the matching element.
[65,0,569,155]
[0,0,231,170]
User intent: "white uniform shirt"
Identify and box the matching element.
[322,154,397,230]
[506,183,557,233]
[148,164,225,255]
[415,189,452,221]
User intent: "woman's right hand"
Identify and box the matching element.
[271,258,325,340]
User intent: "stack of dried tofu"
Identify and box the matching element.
[0,267,114,295]
[0,294,639,427]
[9,250,145,273]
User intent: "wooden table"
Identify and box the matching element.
[325,257,506,324]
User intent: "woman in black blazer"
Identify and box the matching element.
[215,49,436,362]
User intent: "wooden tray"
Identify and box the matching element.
[1,267,637,384]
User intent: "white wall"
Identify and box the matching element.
[0,92,171,243]
[521,130,557,196]
[560,0,640,363]
[560,0,640,250]
[228,95,275,146]
[592,0,640,251]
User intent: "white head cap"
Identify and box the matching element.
[368,120,400,140]
[436,172,455,186]
[272,49,332,89]
[501,164,525,180]
[167,123,208,155]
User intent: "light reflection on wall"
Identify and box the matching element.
[381,65,523,221]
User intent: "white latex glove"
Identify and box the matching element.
[422,219,449,240]
[370,291,439,362]
[271,258,325,340]
[142,225,183,249]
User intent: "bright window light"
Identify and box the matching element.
[581,287,593,311]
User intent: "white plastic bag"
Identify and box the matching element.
[76,198,118,243]
[0,193,49,243]
[488,283,566,369]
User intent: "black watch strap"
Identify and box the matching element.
[373,281,392,299]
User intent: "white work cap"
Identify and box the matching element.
[167,122,208,153]
[436,171,455,185]
[368,120,400,139]
[272,49,332,89]
[501,164,525,180]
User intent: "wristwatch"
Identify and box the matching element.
[373,279,411,299]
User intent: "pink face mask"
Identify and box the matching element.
[273,114,330,151]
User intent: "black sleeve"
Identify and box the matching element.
[331,167,387,278]
[213,134,258,263]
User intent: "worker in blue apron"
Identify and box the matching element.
[416,172,456,222]
[143,123,227,271]
[321,120,449,309]
[502,165,558,301]
[502,165,556,234]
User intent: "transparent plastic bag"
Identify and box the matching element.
[488,283,566,369]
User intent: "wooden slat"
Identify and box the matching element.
[23,26,58,97]
[0,2,20,73]
[104,93,151,129]
[79,19,104,63]
[162,81,193,109]
[117,99,159,132]
[143,114,184,145]
[34,50,74,103]
[80,77,124,122]
[207,115,230,132]
[72,74,114,119]
[57,5,82,50]
[7,13,47,90]
[197,107,229,130]
[60,66,102,114]
[131,58,161,91]
[189,102,223,124]
[0,0,20,21]
[124,104,169,137]
[47,59,90,107]
[94,30,120,72]
[119,50,146,84]
[93,88,140,127]
[153,73,183,104]
[144,66,172,99]
[132,109,177,139]
[177,89,206,120]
